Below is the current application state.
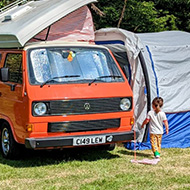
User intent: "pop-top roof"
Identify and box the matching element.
[0,0,96,48]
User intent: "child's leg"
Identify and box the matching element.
[157,134,162,154]
[150,134,158,154]
[150,134,160,157]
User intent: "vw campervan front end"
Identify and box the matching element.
[0,0,135,159]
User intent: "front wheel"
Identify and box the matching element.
[99,143,116,151]
[106,143,116,151]
[0,122,21,159]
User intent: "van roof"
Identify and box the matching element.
[0,0,96,48]
[23,40,108,51]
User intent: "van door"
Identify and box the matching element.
[0,52,26,143]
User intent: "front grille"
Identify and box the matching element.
[48,97,132,116]
[48,118,120,133]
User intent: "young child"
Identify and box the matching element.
[141,97,169,159]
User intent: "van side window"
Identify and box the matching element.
[4,53,22,84]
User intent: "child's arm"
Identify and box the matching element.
[141,119,149,129]
[164,120,169,135]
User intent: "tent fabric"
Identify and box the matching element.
[30,6,94,43]
[95,28,148,142]
[95,28,190,148]
[137,31,190,46]
[140,42,190,113]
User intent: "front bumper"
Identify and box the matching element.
[25,131,139,149]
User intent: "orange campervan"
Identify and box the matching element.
[0,0,136,159]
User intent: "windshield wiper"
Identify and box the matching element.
[88,75,122,86]
[40,75,80,88]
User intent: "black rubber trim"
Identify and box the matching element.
[25,131,139,149]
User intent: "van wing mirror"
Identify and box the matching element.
[0,67,9,82]
[122,65,130,82]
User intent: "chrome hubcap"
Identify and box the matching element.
[2,128,10,156]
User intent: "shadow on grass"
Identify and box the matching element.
[0,146,120,168]
[118,149,153,158]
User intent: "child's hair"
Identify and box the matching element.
[152,97,163,113]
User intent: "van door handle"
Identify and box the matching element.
[0,92,2,96]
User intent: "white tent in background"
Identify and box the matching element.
[95,28,190,149]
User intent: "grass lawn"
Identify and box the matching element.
[0,145,189,190]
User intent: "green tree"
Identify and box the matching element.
[0,0,15,8]
[125,0,177,32]
[91,0,178,32]
[151,0,190,32]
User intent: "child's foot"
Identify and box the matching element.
[154,151,160,158]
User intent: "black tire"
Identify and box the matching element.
[0,122,21,159]
[100,143,116,151]
[106,143,116,151]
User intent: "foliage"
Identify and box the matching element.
[91,0,179,32]
[152,0,190,32]
[91,0,190,32]
[122,0,178,32]
[0,0,14,8]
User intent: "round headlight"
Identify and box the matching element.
[34,102,47,116]
[120,98,131,111]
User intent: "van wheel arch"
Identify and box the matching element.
[0,121,22,159]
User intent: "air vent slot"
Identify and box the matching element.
[4,5,32,21]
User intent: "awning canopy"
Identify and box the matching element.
[95,28,190,148]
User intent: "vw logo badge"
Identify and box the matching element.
[84,103,90,110]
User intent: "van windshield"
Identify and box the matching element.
[28,47,124,85]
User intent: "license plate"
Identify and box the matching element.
[73,135,106,146]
